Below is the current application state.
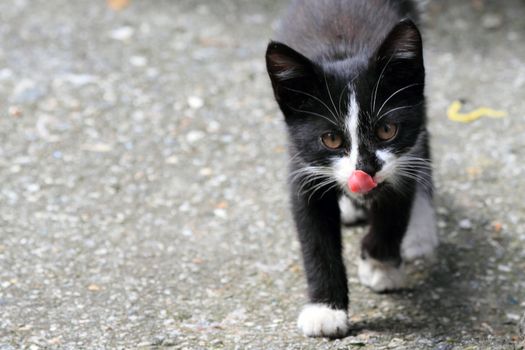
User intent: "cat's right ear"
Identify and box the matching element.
[374,19,424,84]
[266,41,316,112]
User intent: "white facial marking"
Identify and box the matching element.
[297,304,349,337]
[358,256,407,292]
[347,91,360,171]
[401,186,439,261]
[333,90,360,193]
[374,149,396,183]
[339,195,366,224]
[375,149,394,163]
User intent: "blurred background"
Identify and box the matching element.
[0,0,524,348]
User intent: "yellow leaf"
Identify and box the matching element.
[447,100,507,123]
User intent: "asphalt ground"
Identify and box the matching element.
[0,0,524,349]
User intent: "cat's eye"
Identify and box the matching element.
[376,122,398,141]
[321,132,343,149]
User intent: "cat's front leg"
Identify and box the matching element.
[358,190,415,292]
[291,185,349,338]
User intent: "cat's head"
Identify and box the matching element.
[266,19,429,199]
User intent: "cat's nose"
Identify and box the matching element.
[355,160,377,178]
[348,170,377,194]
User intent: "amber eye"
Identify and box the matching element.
[376,122,398,141]
[321,132,343,149]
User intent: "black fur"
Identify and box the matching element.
[266,0,432,337]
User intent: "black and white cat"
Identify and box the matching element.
[266,0,438,338]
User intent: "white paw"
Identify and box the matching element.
[297,304,348,338]
[339,196,366,225]
[401,188,439,261]
[358,257,406,292]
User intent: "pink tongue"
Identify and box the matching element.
[348,170,377,194]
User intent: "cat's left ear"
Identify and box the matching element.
[375,19,424,81]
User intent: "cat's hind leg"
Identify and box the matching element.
[401,187,438,261]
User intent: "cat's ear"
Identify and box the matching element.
[377,19,423,63]
[375,19,424,83]
[266,41,317,112]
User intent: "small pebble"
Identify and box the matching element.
[458,218,472,230]
[62,74,97,86]
[506,313,521,321]
[213,208,227,219]
[129,56,147,67]
[26,184,40,192]
[110,26,135,40]
[187,96,204,109]
[434,344,453,350]
[481,14,503,29]
[8,106,22,117]
[387,338,404,348]
[199,168,212,176]
[497,264,511,273]
[186,130,205,143]
[87,284,101,292]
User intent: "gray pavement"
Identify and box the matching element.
[0,0,524,349]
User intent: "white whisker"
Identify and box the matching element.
[376,101,424,122]
[371,53,395,113]
[307,179,338,203]
[394,170,433,190]
[284,87,339,123]
[324,72,339,119]
[309,182,339,203]
[375,83,421,118]
[288,106,338,126]
[337,83,350,119]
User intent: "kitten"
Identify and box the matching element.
[265,0,438,338]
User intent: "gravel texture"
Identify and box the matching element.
[0,0,524,349]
